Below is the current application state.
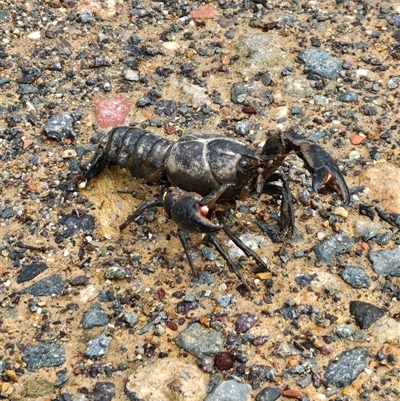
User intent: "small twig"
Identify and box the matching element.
[15,242,47,252]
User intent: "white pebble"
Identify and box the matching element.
[333,207,348,218]
[348,150,361,160]
[28,31,41,40]
[356,69,369,76]
[162,41,180,51]
[62,149,77,159]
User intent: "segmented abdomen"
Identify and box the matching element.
[104,127,173,183]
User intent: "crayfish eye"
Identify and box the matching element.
[239,159,248,168]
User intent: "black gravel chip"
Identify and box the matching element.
[18,262,48,283]
[54,213,94,243]
[92,382,116,401]
[349,300,385,329]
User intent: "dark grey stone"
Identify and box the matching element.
[80,10,95,23]
[337,91,358,102]
[1,207,14,218]
[23,342,66,372]
[298,48,342,79]
[234,120,251,136]
[202,246,218,261]
[92,382,116,401]
[194,271,216,286]
[339,266,370,288]
[21,274,65,296]
[312,232,353,263]
[375,232,391,246]
[295,273,318,288]
[0,77,10,86]
[360,105,377,116]
[174,322,224,358]
[18,84,38,94]
[44,113,76,141]
[256,386,281,401]
[249,364,276,386]
[297,374,312,388]
[81,302,110,329]
[136,89,161,107]
[369,247,400,276]
[205,380,251,401]
[154,99,177,116]
[119,312,138,328]
[350,300,384,329]
[389,14,400,27]
[324,348,369,387]
[217,294,233,307]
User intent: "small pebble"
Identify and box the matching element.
[81,303,110,329]
[83,332,111,359]
[23,343,66,372]
[339,266,370,289]
[333,207,348,218]
[349,300,384,329]
[214,352,235,371]
[205,380,251,401]
[256,386,281,401]
[324,348,369,387]
[235,312,258,334]
[174,323,224,358]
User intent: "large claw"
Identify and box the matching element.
[283,132,350,205]
[298,141,350,205]
[163,187,221,233]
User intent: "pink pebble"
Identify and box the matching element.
[92,97,132,128]
[190,4,216,20]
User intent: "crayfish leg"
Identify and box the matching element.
[177,229,199,278]
[216,212,274,275]
[204,233,255,292]
[199,183,235,209]
[119,197,164,231]
[82,147,108,180]
[263,173,295,238]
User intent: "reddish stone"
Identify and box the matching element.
[165,125,177,135]
[166,321,178,331]
[23,140,34,149]
[242,106,257,114]
[153,288,166,300]
[361,242,370,251]
[282,388,302,399]
[214,352,235,371]
[220,55,231,65]
[92,97,132,128]
[349,133,365,145]
[190,4,216,20]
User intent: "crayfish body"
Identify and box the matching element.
[83,126,350,289]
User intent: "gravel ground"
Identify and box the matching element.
[1,1,400,400]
